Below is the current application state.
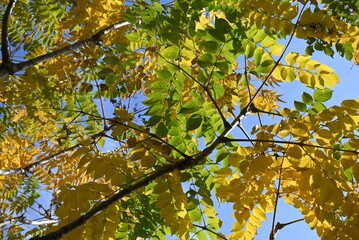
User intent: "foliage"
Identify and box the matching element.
[0,0,358,239]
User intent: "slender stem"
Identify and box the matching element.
[269,153,286,240]
[221,137,358,154]
[193,224,228,240]
[226,1,309,137]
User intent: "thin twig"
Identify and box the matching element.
[269,151,287,240]
[225,1,309,137]
[221,137,358,154]
[0,125,115,176]
[193,224,228,240]
[162,57,230,128]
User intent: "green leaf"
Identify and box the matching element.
[244,42,255,58]
[305,45,314,55]
[324,47,334,57]
[97,68,114,78]
[179,100,199,114]
[146,116,163,126]
[202,41,221,54]
[103,56,120,65]
[302,92,313,105]
[313,88,333,102]
[150,81,169,93]
[215,18,231,34]
[160,46,179,59]
[186,114,203,131]
[253,29,267,43]
[156,122,168,137]
[312,102,327,113]
[197,53,216,68]
[294,101,307,112]
[143,93,166,106]
[188,208,202,222]
[216,60,230,74]
[125,32,141,42]
[253,48,264,66]
[198,69,210,85]
[211,82,224,99]
[155,69,172,81]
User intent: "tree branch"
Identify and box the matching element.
[0,125,114,176]
[270,218,304,239]
[0,21,131,78]
[225,1,309,137]
[221,137,359,154]
[0,144,81,176]
[1,0,17,65]
[30,129,225,240]
[0,216,59,227]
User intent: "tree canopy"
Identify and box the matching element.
[0,0,359,239]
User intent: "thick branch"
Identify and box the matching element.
[1,0,17,65]
[0,21,131,78]
[30,133,224,240]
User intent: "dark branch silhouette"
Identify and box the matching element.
[0,20,130,77]
[1,0,17,65]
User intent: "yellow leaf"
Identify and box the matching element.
[297,156,315,170]
[156,192,172,208]
[228,153,241,167]
[253,207,266,221]
[141,151,157,168]
[154,182,169,194]
[305,60,320,70]
[216,167,233,177]
[321,72,340,88]
[203,207,217,218]
[249,214,262,227]
[269,43,284,56]
[297,55,310,68]
[316,129,334,147]
[341,152,357,169]
[111,172,125,186]
[114,108,128,117]
[111,125,127,137]
[309,173,322,189]
[286,145,303,159]
[72,146,90,158]
[317,64,334,73]
[285,52,299,66]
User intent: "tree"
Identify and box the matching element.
[0,0,359,239]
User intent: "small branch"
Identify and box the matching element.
[0,21,131,78]
[269,152,286,240]
[0,216,59,227]
[1,0,17,65]
[193,224,228,240]
[163,57,230,128]
[225,1,308,137]
[271,218,304,239]
[0,125,115,176]
[0,144,81,176]
[221,137,359,154]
